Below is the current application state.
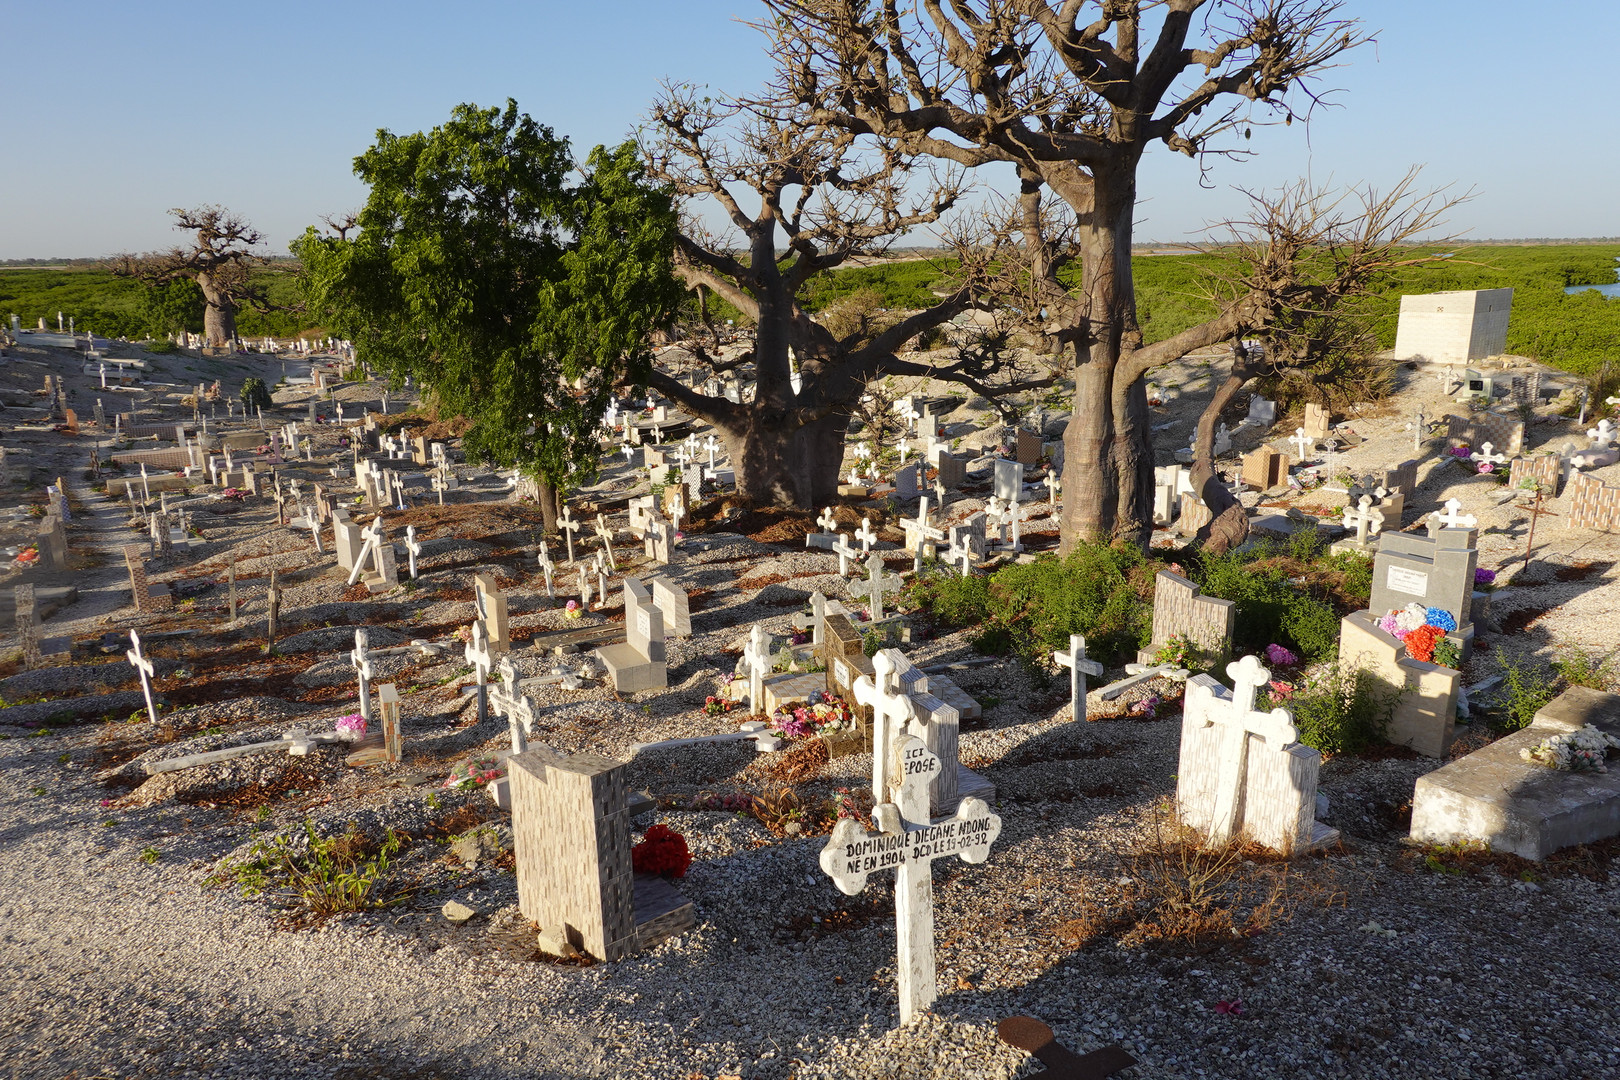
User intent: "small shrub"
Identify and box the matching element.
[1496,650,1558,731]
[239,377,273,413]
[212,820,409,918]
[1281,664,1397,757]
[1554,649,1615,692]
[139,847,161,864]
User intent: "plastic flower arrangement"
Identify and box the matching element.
[1424,607,1458,633]
[1521,725,1620,773]
[770,694,855,739]
[631,823,692,878]
[788,627,811,646]
[1267,680,1295,700]
[443,756,504,790]
[1402,625,1444,664]
[564,600,581,620]
[1263,644,1299,667]
[333,713,366,739]
[454,624,473,644]
[1477,461,1495,475]
[219,488,247,501]
[1431,638,1462,669]
[703,695,739,717]
[1449,446,1472,460]
[1153,635,1199,670]
[13,546,39,566]
[1475,568,1497,587]
[1128,693,1161,718]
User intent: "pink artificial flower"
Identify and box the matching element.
[1214,999,1245,1016]
[1477,462,1495,475]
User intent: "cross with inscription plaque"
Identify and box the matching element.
[819,734,1002,1025]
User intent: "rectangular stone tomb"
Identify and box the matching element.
[594,579,666,692]
[509,747,693,960]
[1411,688,1620,860]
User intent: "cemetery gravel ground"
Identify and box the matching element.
[1,341,1620,1079]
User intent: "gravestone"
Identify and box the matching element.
[595,578,666,692]
[1177,656,1338,853]
[1338,611,1459,757]
[894,462,920,499]
[36,514,67,569]
[993,458,1025,503]
[1176,493,1212,538]
[1568,470,1620,532]
[1245,396,1277,427]
[1140,571,1235,667]
[1303,403,1331,439]
[936,452,967,491]
[1445,411,1525,458]
[1015,429,1042,466]
[122,544,173,612]
[650,578,691,638]
[331,510,363,572]
[474,573,511,654]
[510,747,693,960]
[1508,453,1561,496]
[1240,446,1287,490]
[1367,522,1477,657]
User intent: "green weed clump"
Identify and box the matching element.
[212,820,409,919]
[1193,546,1342,663]
[1271,664,1396,757]
[1553,650,1615,692]
[905,543,1154,666]
[1496,651,1560,731]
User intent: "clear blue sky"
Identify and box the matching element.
[2,0,1614,259]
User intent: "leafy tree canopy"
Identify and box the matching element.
[294,100,682,491]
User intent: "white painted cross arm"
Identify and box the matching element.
[819,795,1002,896]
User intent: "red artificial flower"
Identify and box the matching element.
[631,823,692,879]
[1402,625,1444,664]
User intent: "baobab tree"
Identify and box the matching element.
[766,0,1374,545]
[112,206,268,347]
[641,85,1051,508]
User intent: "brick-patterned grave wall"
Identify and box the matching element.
[1141,571,1236,665]
[1568,471,1620,533]
[1445,412,1525,457]
[1508,453,1561,495]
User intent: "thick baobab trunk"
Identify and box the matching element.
[195,271,238,347]
[794,410,852,509]
[1060,355,1119,547]
[716,404,852,510]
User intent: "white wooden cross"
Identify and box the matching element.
[854,516,878,553]
[742,623,773,715]
[831,532,862,576]
[578,566,593,608]
[1098,661,1191,701]
[594,551,609,604]
[1470,441,1507,469]
[898,438,910,465]
[304,511,323,554]
[404,524,421,579]
[465,619,495,724]
[620,443,633,465]
[1289,427,1314,462]
[1045,471,1060,508]
[851,552,903,621]
[704,433,720,467]
[391,472,409,510]
[1427,497,1478,533]
[1053,633,1105,722]
[1197,655,1299,846]
[1341,494,1385,547]
[1587,419,1618,448]
[594,513,617,570]
[853,650,918,801]
[668,495,686,537]
[1413,408,1426,455]
[816,506,838,535]
[536,542,555,598]
[126,630,159,725]
[350,628,374,722]
[558,505,580,565]
[347,516,387,587]
[947,530,978,577]
[819,735,1003,1026]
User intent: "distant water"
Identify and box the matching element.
[1565,256,1620,298]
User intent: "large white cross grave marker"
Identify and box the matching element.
[126,630,159,725]
[819,735,1002,1026]
[1176,654,1338,854]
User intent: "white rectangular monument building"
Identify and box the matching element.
[1393,288,1512,364]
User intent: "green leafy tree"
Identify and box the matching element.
[142,278,205,337]
[295,101,681,528]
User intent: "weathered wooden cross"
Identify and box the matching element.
[1289,427,1314,462]
[536,543,555,598]
[1053,634,1105,722]
[819,734,1002,1025]
[830,532,862,576]
[1427,497,1478,534]
[594,513,617,570]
